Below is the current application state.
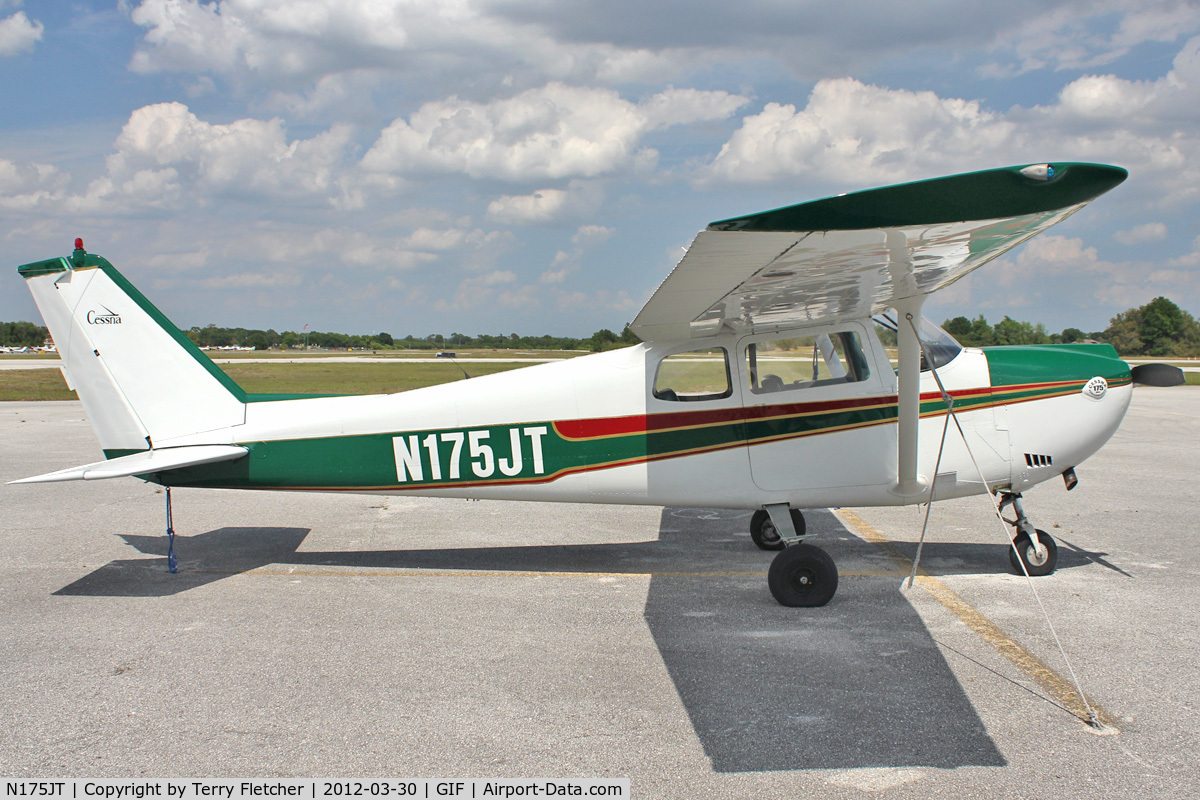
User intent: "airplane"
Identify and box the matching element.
[8,162,1184,607]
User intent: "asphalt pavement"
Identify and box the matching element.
[0,389,1197,798]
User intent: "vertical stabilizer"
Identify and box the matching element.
[18,246,246,452]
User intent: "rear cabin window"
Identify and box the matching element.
[653,348,732,402]
[746,331,870,395]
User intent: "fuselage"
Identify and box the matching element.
[159,321,1133,510]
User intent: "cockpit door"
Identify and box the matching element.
[740,322,896,492]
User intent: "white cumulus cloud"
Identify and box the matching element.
[702,44,1200,210]
[485,181,607,225]
[703,78,1014,186]
[0,159,67,210]
[363,83,746,181]
[983,0,1200,76]
[0,10,42,57]
[126,0,707,92]
[1114,222,1168,244]
[106,102,355,197]
[0,104,369,217]
[129,0,411,79]
[487,189,571,225]
[639,88,750,131]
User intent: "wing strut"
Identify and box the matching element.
[888,227,926,498]
[893,297,926,497]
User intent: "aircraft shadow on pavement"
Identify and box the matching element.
[54,509,1108,599]
[53,527,313,597]
[46,507,1125,770]
[642,508,1006,772]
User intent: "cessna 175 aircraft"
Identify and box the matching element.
[11,162,1181,607]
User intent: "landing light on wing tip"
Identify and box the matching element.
[1020,164,1056,181]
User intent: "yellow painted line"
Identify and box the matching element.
[195,568,767,579]
[190,566,908,579]
[835,508,1117,728]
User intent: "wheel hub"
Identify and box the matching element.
[790,568,817,594]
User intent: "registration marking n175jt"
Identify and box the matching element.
[393,426,548,483]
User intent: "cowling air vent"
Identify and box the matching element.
[1024,453,1054,467]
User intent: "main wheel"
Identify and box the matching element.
[768,544,838,607]
[1009,529,1058,576]
[750,508,806,551]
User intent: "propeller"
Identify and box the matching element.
[1130,363,1186,387]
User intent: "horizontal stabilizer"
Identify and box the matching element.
[7,445,248,485]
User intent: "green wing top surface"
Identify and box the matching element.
[707,163,1127,232]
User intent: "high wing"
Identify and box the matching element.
[630,163,1127,342]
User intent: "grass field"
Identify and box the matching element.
[0,361,529,401]
[0,369,78,401]
[208,349,584,360]
[2,358,1197,401]
[226,360,525,394]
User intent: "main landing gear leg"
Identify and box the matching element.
[761,503,838,607]
[999,492,1058,576]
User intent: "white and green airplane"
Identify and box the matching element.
[10,162,1180,607]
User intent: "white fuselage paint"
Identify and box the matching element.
[164,326,1132,511]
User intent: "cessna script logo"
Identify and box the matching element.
[86,305,121,325]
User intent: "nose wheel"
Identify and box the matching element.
[1009,528,1058,576]
[1000,492,1059,576]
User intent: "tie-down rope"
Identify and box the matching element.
[899,313,1101,729]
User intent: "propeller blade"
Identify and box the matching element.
[1131,363,1186,387]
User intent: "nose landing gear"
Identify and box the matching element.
[999,492,1059,576]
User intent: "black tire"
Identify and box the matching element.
[768,544,838,607]
[750,508,806,551]
[1009,529,1058,576]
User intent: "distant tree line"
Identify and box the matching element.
[1097,297,1200,357]
[2,298,1196,356]
[0,320,49,348]
[935,297,1199,357]
[180,323,642,353]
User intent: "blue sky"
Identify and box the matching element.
[2,1,1198,338]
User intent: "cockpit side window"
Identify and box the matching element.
[873,314,964,372]
[653,347,732,402]
[745,331,871,395]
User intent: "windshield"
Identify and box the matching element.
[873,314,964,372]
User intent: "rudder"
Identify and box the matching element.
[18,242,246,454]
